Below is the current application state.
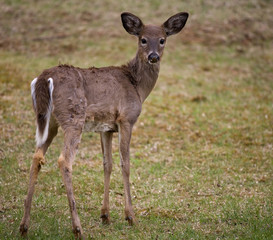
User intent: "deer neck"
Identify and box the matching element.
[127,53,160,103]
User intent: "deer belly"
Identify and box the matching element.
[84,102,118,132]
[83,121,118,132]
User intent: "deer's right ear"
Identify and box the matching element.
[121,12,143,36]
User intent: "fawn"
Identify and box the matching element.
[20,12,188,238]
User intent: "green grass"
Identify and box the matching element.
[1,0,273,239]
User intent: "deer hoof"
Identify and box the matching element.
[100,213,110,224]
[19,224,28,237]
[125,216,137,226]
[73,226,84,239]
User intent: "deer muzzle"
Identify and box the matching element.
[148,53,160,64]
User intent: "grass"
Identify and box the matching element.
[0,0,273,239]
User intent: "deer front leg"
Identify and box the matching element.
[100,132,113,224]
[58,130,83,239]
[118,122,137,226]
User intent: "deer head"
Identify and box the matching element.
[121,12,189,64]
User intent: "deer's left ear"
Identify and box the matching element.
[162,12,189,37]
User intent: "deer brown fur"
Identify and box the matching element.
[20,12,188,238]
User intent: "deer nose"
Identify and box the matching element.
[148,53,160,64]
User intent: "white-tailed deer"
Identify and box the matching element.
[20,12,188,238]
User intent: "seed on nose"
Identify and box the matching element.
[151,57,158,63]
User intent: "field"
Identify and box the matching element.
[0,0,273,239]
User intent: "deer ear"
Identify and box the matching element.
[162,12,189,37]
[121,12,143,36]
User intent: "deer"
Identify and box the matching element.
[19,12,188,238]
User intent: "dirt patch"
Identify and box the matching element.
[182,17,273,46]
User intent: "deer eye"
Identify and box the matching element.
[141,38,147,45]
[160,39,165,45]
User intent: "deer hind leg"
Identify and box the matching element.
[100,132,113,224]
[20,118,58,236]
[58,128,83,239]
[118,122,137,226]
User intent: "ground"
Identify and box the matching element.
[0,0,273,239]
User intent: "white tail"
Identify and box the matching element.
[31,77,54,147]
